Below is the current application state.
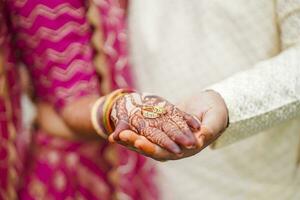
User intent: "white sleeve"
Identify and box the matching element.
[209,0,300,148]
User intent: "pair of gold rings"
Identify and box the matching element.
[141,105,166,119]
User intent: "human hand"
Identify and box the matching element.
[108,92,201,155]
[117,90,229,161]
[173,90,229,159]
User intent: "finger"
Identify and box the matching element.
[134,137,179,161]
[109,129,137,143]
[194,126,214,149]
[170,114,197,146]
[135,137,182,160]
[151,146,182,161]
[175,102,201,131]
[110,120,130,141]
[111,94,130,140]
[118,130,156,155]
[183,113,201,131]
[162,121,196,149]
[200,108,225,140]
[117,130,180,160]
[178,123,197,149]
[141,127,181,154]
[111,131,152,156]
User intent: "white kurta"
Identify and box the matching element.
[128,0,300,199]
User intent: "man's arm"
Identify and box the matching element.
[208,0,300,148]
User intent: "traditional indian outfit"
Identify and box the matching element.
[0,0,158,199]
[129,0,300,199]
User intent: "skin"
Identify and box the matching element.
[20,61,202,157]
[60,95,99,136]
[37,101,100,140]
[37,92,201,158]
[109,93,201,154]
[17,23,225,161]
[19,66,101,140]
[19,65,98,140]
[114,90,229,161]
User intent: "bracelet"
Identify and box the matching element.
[102,88,135,134]
[91,88,135,138]
[91,96,107,138]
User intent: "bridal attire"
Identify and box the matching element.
[0,0,158,199]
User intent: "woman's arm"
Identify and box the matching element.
[60,95,99,136]
[9,0,101,137]
[10,0,200,160]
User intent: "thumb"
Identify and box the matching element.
[110,120,130,141]
[195,108,226,148]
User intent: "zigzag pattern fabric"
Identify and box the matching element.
[0,0,159,199]
[10,0,100,110]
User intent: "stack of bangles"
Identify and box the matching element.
[91,88,135,138]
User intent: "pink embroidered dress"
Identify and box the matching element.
[0,0,159,199]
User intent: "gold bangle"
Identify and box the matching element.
[102,88,134,134]
[102,91,123,133]
[91,96,108,138]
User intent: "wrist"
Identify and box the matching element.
[91,88,135,138]
[61,95,100,135]
[205,90,229,130]
[91,96,107,138]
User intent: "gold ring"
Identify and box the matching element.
[142,105,166,119]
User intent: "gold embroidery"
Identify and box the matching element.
[0,43,19,200]
[77,163,110,199]
[65,152,79,168]
[53,171,67,192]
[47,150,60,166]
[28,179,47,200]
[87,0,111,94]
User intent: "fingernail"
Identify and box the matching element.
[186,144,196,149]
[183,137,196,149]
[176,134,193,149]
[108,135,115,143]
[188,134,197,144]
[171,144,181,154]
[182,137,196,149]
[176,152,184,157]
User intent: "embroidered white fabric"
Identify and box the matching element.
[211,46,300,148]
[209,0,300,148]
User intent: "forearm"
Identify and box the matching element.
[206,0,300,148]
[38,90,133,139]
[36,96,101,140]
[55,89,131,138]
[60,95,99,136]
